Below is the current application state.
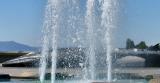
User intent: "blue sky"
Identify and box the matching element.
[0,0,160,47]
[0,0,46,46]
[116,0,160,47]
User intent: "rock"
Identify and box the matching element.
[92,81,114,83]
[145,75,153,81]
[149,79,160,83]
[92,82,113,83]
[0,74,11,82]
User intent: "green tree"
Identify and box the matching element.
[136,41,148,49]
[126,38,135,49]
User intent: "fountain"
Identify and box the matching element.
[0,0,155,83]
[40,0,60,83]
[85,0,96,80]
[100,0,118,82]
[40,0,118,83]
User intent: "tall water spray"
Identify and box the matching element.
[40,0,52,82]
[50,0,59,82]
[100,0,118,82]
[40,0,60,83]
[85,0,96,80]
[40,0,118,82]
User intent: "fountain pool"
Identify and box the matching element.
[37,0,150,83]
[6,80,148,83]
[39,0,126,83]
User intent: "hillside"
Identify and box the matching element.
[0,41,39,52]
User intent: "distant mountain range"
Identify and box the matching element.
[0,41,39,52]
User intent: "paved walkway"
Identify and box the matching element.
[0,67,160,78]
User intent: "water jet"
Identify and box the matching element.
[40,0,118,83]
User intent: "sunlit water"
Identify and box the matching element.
[40,0,60,83]
[100,0,118,81]
[40,0,119,83]
[85,0,96,80]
